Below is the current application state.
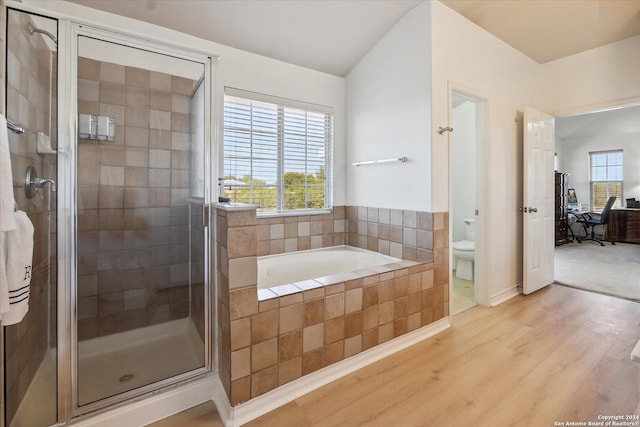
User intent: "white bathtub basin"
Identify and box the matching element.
[257,245,400,289]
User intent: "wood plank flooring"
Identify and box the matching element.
[149,285,640,426]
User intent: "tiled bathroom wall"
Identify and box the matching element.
[75,57,198,340]
[216,204,449,406]
[4,10,58,423]
[347,206,449,265]
[254,205,448,268]
[255,206,347,256]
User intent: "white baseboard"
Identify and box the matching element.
[491,286,521,306]
[70,375,216,427]
[221,318,451,427]
[211,375,232,426]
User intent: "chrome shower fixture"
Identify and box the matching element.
[28,22,58,46]
[24,166,56,199]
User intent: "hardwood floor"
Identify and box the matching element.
[149,285,640,426]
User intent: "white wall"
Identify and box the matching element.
[541,35,640,116]
[431,0,541,301]
[345,1,431,211]
[18,0,347,205]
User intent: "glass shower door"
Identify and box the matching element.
[4,9,58,427]
[74,34,209,408]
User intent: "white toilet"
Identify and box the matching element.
[452,218,475,280]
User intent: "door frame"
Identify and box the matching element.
[448,82,490,310]
[63,21,216,420]
[3,0,221,424]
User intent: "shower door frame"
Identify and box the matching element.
[58,22,217,420]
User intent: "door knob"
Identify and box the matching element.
[529,207,538,213]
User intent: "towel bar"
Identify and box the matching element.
[352,157,407,167]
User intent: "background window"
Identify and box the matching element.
[589,150,622,211]
[223,89,333,214]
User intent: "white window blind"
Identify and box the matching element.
[223,88,333,214]
[589,150,622,211]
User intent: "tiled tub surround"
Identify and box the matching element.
[217,204,449,406]
[255,206,347,256]
[254,205,447,267]
[346,206,448,265]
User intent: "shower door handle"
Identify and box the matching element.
[202,204,210,228]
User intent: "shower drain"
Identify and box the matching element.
[119,373,135,383]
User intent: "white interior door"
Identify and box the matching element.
[523,107,555,294]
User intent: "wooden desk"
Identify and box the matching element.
[608,209,640,243]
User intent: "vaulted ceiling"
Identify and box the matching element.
[66,0,640,77]
[441,0,640,64]
[65,0,421,77]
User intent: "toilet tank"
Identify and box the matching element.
[464,218,476,241]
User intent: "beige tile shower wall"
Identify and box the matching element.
[4,10,57,424]
[256,206,347,256]
[75,57,197,340]
[217,204,449,406]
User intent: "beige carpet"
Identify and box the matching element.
[554,241,640,302]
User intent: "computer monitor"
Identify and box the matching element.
[567,188,578,209]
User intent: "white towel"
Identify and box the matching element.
[1,210,34,325]
[0,114,16,232]
[0,114,34,325]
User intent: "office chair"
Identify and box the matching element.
[575,196,616,246]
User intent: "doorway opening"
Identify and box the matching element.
[553,104,640,302]
[450,90,486,314]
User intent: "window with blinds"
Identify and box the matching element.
[589,150,623,211]
[223,89,333,214]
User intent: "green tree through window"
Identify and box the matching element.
[589,150,622,211]
[223,90,333,214]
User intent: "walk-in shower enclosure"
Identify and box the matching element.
[3,6,215,425]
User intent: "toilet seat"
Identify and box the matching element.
[452,240,474,252]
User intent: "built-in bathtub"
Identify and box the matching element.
[216,203,449,407]
[257,245,404,299]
